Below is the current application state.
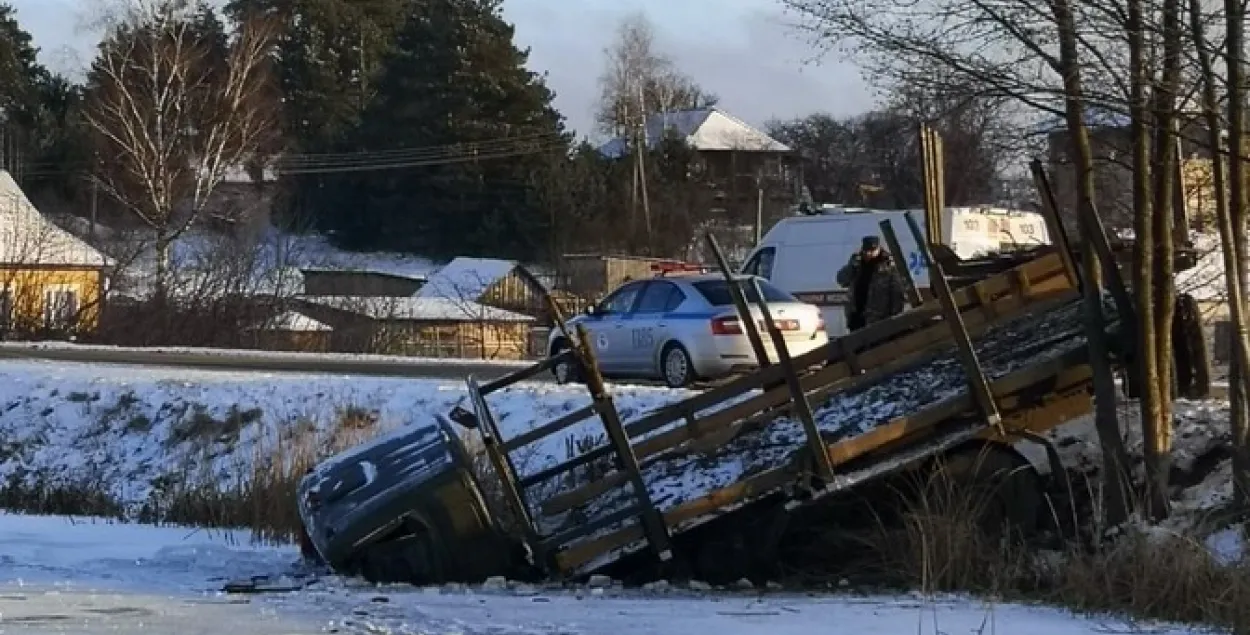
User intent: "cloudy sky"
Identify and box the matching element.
[10,0,875,139]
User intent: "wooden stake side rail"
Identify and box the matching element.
[535,276,1079,518]
[517,252,1073,503]
[551,345,1101,575]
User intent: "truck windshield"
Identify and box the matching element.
[693,279,795,306]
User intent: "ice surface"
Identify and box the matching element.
[0,513,1205,635]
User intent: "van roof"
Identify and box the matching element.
[789,205,1040,218]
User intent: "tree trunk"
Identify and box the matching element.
[1125,0,1168,519]
[1229,0,1250,507]
[1052,0,1132,526]
[154,237,173,300]
[1191,0,1250,505]
[1140,0,1183,519]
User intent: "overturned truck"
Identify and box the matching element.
[294,242,1203,586]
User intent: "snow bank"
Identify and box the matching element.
[0,360,696,513]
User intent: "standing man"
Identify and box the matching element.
[836,235,907,331]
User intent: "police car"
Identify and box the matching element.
[548,273,827,388]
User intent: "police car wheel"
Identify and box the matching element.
[661,343,694,388]
[551,341,580,384]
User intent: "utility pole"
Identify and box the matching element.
[636,83,652,246]
[89,175,99,244]
[754,170,764,245]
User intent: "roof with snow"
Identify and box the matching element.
[299,295,535,323]
[1176,233,1226,302]
[299,266,428,282]
[414,257,525,301]
[599,108,792,158]
[0,171,111,268]
[260,310,332,332]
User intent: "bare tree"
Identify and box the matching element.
[1223,0,1250,506]
[782,0,1154,523]
[85,0,278,297]
[595,12,718,139]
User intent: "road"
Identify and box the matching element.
[0,342,550,384]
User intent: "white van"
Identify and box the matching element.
[738,206,1052,337]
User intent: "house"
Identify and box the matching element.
[300,268,427,297]
[293,295,535,359]
[0,171,111,337]
[415,257,549,318]
[202,159,280,231]
[1043,108,1217,239]
[598,107,800,227]
[247,310,332,352]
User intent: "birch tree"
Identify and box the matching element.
[85,0,278,296]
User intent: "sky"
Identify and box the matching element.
[9,0,875,140]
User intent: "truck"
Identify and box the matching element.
[294,226,1205,587]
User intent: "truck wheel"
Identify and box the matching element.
[661,343,695,388]
[355,522,445,585]
[297,522,323,564]
[922,442,1042,538]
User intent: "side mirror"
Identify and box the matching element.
[447,405,479,430]
[583,305,596,316]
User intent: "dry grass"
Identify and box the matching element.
[785,449,1250,631]
[153,407,382,543]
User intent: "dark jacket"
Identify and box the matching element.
[836,252,907,327]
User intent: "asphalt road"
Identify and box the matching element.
[0,343,551,384]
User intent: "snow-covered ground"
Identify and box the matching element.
[0,359,697,512]
[0,513,1209,634]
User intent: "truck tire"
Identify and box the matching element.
[354,521,446,585]
[921,442,1043,538]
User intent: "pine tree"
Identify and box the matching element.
[225,0,408,229]
[0,3,90,198]
[338,0,568,260]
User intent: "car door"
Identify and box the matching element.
[584,281,644,373]
[623,280,685,373]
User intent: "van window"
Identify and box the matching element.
[694,279,793,306]
[742,248,776,280]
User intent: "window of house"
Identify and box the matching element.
[44,286,80,330]
[0,288,12,332]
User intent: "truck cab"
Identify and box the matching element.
[296,414,524,584]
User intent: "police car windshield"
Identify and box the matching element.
[693,279,794,306]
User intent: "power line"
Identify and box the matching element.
[16,134,571,178]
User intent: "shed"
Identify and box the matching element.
[300,267,427,297]
[416,257,548,317]
[559,254,700,299]
[294,295,536,360]
[0,171,112,336]
[248,310,333,352]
